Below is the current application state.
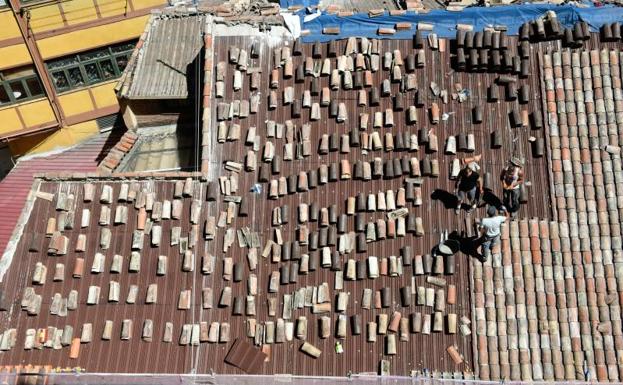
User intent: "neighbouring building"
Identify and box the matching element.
[0,0,166,163]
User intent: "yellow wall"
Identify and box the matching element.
[0,10,21,41]
[8,120,99,156]
[58,81,120,119]
[58,90,95,117]
[0,99,56,136]
[0,44,32,70]
[18,99,56,127]
[90,81,119,109]
[61,0,99,26]
[97,0,128,18]
[0,81,120,139]
[37,16,150,59]
[133,0,166,10]
[28,4,66,33]
[27,0,162,35]
[0,107,23,136]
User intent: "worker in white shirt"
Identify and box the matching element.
[478,206,509,262]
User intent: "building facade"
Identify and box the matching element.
[0,0,165,159]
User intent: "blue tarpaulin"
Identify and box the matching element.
[290,3,623,42]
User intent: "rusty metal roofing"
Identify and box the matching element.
[0,173,477,374]
[0,31,550,376]
[119,13,205,100]
[200,34,551,376]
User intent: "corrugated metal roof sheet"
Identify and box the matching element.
[0,175,474,375]
[0,130,122,257]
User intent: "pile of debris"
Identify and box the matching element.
[198,0,279,18]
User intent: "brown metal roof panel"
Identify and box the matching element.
[225,339,267,374]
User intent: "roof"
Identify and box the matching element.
[199,32,553,376]
[3,18,623,379]
[0,130,122,257]
[0,174,471,375]
[318,0,400,12]
[118,12,205,100]
[0,30,542,376]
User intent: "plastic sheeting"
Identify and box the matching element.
[296,3,623,42]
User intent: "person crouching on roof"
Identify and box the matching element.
[454,161,482,214]
[478,206,509,262]
[500,157,524,218]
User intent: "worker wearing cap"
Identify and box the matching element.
[454,161,482,214]
[500,157,524,218]
[478,206,509,262]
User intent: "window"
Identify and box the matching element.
[96,113,123,133]
[0,66,45,106]
[46,40,136,92]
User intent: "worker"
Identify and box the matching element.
[500,157,524,218]
[478,206,509,262]
[454,161,482,214]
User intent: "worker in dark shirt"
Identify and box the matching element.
[455,161,482,214]
[500,157,524,218]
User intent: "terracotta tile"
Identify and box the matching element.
[116,141,133,153]
[103,157,120,169]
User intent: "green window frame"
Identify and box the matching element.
[46,41,136,93]
[0,66,45,107]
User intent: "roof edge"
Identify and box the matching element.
[36,170,207,181]
[0,179,41,283]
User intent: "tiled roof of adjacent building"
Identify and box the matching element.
[472,39,623,383]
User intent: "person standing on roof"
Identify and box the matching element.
[454,161,482,214]
[478,206,509,262]
[500,157,524,218]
